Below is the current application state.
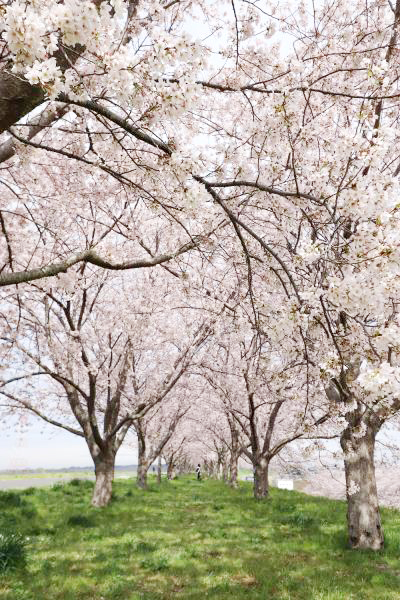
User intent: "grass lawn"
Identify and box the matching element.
[0,476,399,599]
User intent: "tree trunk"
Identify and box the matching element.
[222,460,229,483]
[167,460,175,479]
[216,457,222,479]
[136,428,148,489]
[92,453,115,508]
[341,418,383,550]
[157,455,162,484]
[137,461,148,489]
[229,451,239,488]
[253,459,269,500]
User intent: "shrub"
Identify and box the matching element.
[69,478,82,486]
[0,532,27,572]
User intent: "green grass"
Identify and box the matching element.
[1,477,400,599]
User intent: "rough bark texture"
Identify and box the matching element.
[92,455,115,507]
[0,72,45,135]
[341,420,383,550]
[253,461,269,499]
[167,461,175,479]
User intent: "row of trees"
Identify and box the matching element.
[1,0,400,551]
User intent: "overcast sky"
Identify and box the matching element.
[1,415,137,471]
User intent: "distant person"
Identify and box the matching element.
[196,464,201,481]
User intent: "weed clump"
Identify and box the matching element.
[140,555,169,571]
[136,541,156,553]
[0,491,27,508]
[0,532,27,572]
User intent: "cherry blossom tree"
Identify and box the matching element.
[133,400,190,489]
[2,0,400,552]
[0,264,212,505]
[162,426,189,480]
[204,310,331,500]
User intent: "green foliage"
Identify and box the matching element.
[0,531,27,572]
[1,477,400,599]
[0,491,27,508]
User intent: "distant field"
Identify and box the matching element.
[1,476,400,599]
[0,471,135,490]
[0,471,136,479]
[0,472,94,480]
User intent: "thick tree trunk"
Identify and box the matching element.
[92,454,115,507]
[253,459,269,500]
[137,461,148,489]
[341,419,383,550]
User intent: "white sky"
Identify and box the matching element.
[1,415,137,471]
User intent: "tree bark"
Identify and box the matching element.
[222,459,229,483]
[253,459,269,500]
[167,460,175,480]
[229,451,239,488]
[341,418,383,550]
[92,453,115,507]
[137,460,148,489]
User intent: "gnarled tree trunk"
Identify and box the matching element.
[341,417,383,550]
[92,451,116,507]
[253,459,269,499]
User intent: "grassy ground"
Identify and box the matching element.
[1,477,400,600]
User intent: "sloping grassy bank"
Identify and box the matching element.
[1,476,399,599]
